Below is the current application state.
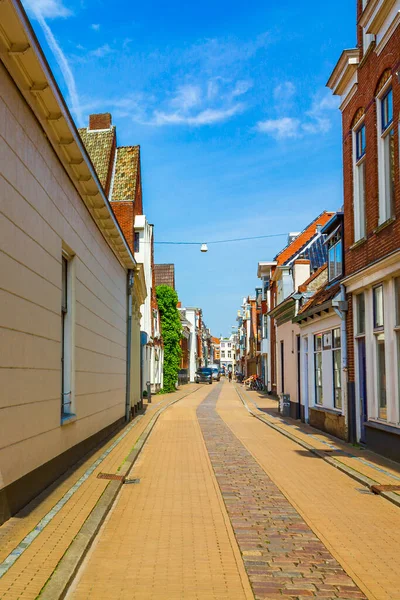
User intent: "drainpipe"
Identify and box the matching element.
[333,285,351,441]
[125,270,134,422]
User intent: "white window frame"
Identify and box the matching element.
[61,249,75,419]
[353,121,366,241]
[377,82,394,225]
[327,233,343,282]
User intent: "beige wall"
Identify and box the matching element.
[276,320,300,402]
[0,63,128,490]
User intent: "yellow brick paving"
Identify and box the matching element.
[0,387,198,600]
[217,383,400,600]
[67,386,253,600]
[246,391,400,489]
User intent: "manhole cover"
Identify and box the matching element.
[124,478,141,485]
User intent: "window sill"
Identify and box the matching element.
[311,405,343,415]
[61,413,77,426]
[365,420,400,435]
[374,216,396,235]
[349,237,367,251]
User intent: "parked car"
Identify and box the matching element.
[219,369,225,377]
[195,367,213,384]
[212,368,220,381]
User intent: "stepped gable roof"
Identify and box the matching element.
[111,146,140,202]
[275,211,335,266]
[78,126,115,189]
[298,281,341,317]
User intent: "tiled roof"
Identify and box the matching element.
[154,264,175,289]
[298,281,341,317]
[275,211,335,266]
[78,127,115,189]
[111,146,140,202]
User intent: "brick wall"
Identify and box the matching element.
[110,202,135,251]
[342,28,400,279]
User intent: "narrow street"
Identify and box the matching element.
[60,381,400,600]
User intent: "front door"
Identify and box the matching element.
[357,337,368,443]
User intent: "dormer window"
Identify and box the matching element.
[327,230,342,282]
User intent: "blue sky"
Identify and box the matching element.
[23,0,355,337]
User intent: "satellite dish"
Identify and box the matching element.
[200,243,208,253]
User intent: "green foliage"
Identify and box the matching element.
[156,285,182,393]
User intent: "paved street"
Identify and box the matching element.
[60,381,400,600]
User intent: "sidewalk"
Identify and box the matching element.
[66,385,253,600]
[0,385,198,600]
[236,386,400,505]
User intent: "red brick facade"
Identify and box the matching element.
[341,10,400,381]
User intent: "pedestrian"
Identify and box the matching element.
[228,371,232,382]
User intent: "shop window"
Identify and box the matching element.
[332,328,342,409]
[314,334,323,405]
[373,285,386,420]
[61,253,74,418]
[356,292,366,335]
[395,278,400,419]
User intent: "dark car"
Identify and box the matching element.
[195,367,213,384]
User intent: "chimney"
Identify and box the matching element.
[89,113,112,130]
[293,259,311,290]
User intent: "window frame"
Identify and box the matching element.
[332,328,342,410]
[373,284,386,420]
[61,251,75,419]
[377,84,395,224]
[353,122,367,242]
[314,334,323,406]
[327,231,343,282]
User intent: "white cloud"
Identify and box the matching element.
[152,104,245,126]
[257,89,339,140]
[256,117,300,139]
[91,24,101,31]
[90,44,114,58]
[171,84,202,111]
[23,0,71,19]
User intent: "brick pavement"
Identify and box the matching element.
[0,387,197,600]
[243,390,400,491]
[197,386,365,600]
[218,384,400,600]
[66,386,253,600]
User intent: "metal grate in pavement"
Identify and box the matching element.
[97,473,125,482]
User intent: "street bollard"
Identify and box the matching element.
[146,381,152,404]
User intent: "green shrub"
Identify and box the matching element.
[156,285,182,393]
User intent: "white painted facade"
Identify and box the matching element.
[220,335,236,372]
[185,308,198,382]
[134,215,163,392]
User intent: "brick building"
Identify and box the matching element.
[154,264,176,290]
[328,0,400,459]
[79,114,163,394]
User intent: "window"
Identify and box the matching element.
[356,293,366,335]
[61,255,73,417]
[373,285,386,420]
[221,351,225,358]
[373,285,384,329]
[332,328,342,409]
[228,343,231,348]
[395,278,400,418]
[228,351,232,358]
[353,124,366,241]
[327,231,342,281]
[314,334,323,405]
[134,232,140,253]
[378,87,395,224]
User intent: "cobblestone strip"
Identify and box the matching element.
[197,388,366,600]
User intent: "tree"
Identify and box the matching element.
[156,285,182,393]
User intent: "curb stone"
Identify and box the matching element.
[234,385,400,510]
[38,387,200,600]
